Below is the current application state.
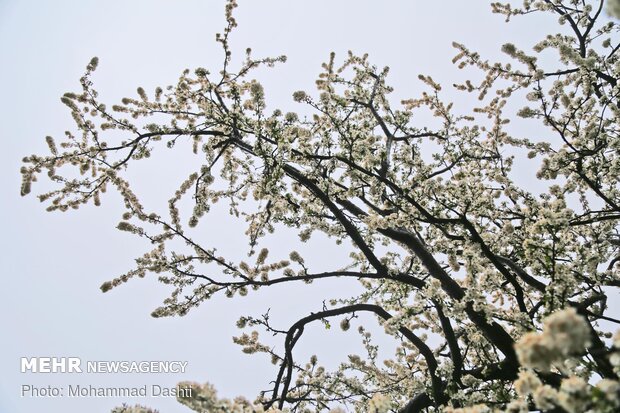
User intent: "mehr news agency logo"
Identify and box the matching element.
[20,357,192,398]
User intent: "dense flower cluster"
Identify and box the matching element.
[515,308,591,371]
[511,310,620,413]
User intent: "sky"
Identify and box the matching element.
[0,1,600,413]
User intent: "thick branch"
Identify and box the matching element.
[270,304,445,409]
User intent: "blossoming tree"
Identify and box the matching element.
[20,0,620,412]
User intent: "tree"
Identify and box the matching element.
[20,0,620,412]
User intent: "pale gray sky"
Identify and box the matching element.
[0,1,577,412]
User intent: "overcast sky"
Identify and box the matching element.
[0,1,576,412]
